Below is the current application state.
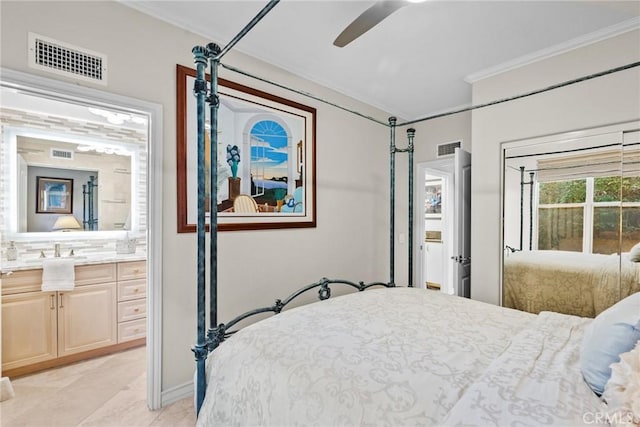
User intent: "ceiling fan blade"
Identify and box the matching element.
[333,1,407,48]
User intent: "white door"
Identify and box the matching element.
[453,148,471,298]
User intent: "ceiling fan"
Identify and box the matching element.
[333,0,427,48]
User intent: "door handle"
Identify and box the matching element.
[451,255,471,263]
[59,293,64,309]
[50,294,55,310]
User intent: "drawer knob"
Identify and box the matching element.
[134,308,140,312]
[134,328,140,333]
[134,269,140,273]
[134,288,139,293]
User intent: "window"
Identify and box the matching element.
[538,176,640,253]
[249,120,288,199]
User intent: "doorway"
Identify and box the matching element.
[417,148,471,297]
[417,161,454,294]
[0,69,162,409]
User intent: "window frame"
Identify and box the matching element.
[536,176,640,253]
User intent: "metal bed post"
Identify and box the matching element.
[82,176,98,230]
[519,167,535,251]
[407,128,415,287]
[519,166,524,251]
[89,176,97,230]
[390,119,418,287]
[206,43,222,338]
[528,171,534,251]
[191,1,281,416]
[191,45,209,415]
[389,116,397,286]
[83,183,87,230]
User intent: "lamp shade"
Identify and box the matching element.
[52,215,82,231]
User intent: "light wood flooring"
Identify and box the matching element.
[0,346,196,426]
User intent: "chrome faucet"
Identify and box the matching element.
[54,243,61,258]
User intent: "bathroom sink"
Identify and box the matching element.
[16,256,88,265]
[20,258,45,264]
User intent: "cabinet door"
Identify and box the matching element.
[2,291,57,371]
[58,283,117,357]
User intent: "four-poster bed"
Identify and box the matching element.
[190,39,418,413]
[188,0,639,424]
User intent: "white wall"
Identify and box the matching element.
[0,1,392,395]
[471,30,640,305]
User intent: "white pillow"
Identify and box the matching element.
[602,341,640,426]
[629,242,640,262]
[580,292,640,395]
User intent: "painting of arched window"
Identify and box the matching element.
[250,120,288,201]
[177,66,316,231]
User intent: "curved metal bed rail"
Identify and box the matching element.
[205,278,393,352]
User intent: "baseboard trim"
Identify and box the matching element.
[161,380,193,407]
[3,339,145,379]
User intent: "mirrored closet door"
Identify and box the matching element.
[501,124,640,318]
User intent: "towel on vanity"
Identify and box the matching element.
[41,258,75,291]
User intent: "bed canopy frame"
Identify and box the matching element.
[189,0,640,414]
[520,166,535,251]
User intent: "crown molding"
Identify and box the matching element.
[465,17,640,84]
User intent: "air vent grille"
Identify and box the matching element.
[437,141,461,157]
[28,33,107,85]
[51,148,74,160]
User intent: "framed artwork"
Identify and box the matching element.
[425,181,442,217]
[176,65,317,232]
[36,177,73,214]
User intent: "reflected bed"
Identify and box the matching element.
[503,250,640,317]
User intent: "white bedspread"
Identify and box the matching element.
[196,288,605,426]
[443,311,606,426]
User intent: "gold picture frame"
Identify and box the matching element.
[36,176,73,214]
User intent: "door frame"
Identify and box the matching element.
[416,160,454,294]
[0,68,163,409]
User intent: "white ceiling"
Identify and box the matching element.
[123,1,640,120]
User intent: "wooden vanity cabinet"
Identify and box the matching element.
[1,290,58,371]
[1,261,146,377]
[116,261,147,342]
[57,282,117,357]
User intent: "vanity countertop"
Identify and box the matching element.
[1,253,147,273]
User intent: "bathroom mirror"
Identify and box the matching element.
[0,84,148,239]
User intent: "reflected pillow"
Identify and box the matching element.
[580,292,640,395]
[630,242,640,262]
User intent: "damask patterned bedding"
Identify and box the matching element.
[196,288,607,426]
[503,250,640,317]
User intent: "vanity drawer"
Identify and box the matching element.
[117,279,146,301]
[118,318,146,342]
[118,298,146,322]
[75,263,117,286]
[117,261,146,281]
[1,269,42,294]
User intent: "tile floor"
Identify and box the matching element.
[0,346,196,426]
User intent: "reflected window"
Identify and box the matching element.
[537,176,640,254]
